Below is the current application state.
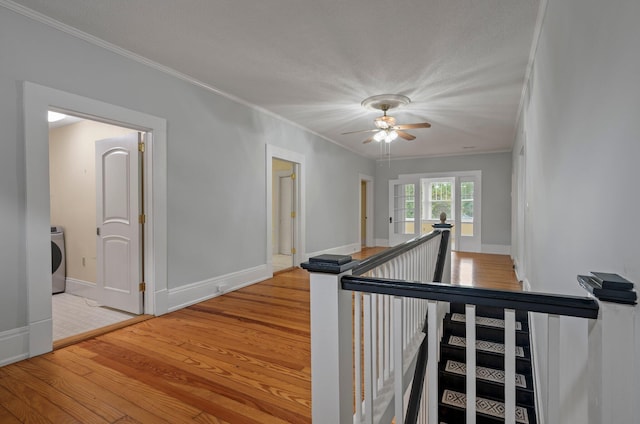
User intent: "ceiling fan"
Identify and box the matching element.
[343,94,431,144]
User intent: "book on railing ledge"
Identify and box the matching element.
[301,254,359,273]
[577,273,637,305]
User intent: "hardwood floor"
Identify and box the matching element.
[0,250,518,423]
[451,251,522,291]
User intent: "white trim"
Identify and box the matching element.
[266,145,306,275]
[0,0,365,158]
[65,278,97,300]
[0,327,29,366]
[359,174,375,248]
[377,149,513,162]
[528,308,546,424]
[167,265,270,312]
[375,238,390,247]
[24,82,168,357]
[481,244,512,255]
[306,243,362,261]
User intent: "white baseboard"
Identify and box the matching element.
[167,264,270,312]
[0,326,29,367]
[305,242,362,261]
[65,277,97,299]
[375,238,389,247]
[481,244,511,255]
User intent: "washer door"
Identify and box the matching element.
[51,240,62,273]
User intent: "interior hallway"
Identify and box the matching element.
[0,250,519,423]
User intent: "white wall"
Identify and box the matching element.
[374,152,512,250]
[0,6,374,342]
[513,0,640,422]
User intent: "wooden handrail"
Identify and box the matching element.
[341,276,599,319]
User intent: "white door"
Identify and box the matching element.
[389,178,420,246]
[456,175,481,252]
[279,174,293,255]
[96,133,143,314]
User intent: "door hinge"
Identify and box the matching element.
[139,214,146,224]
[291,247,296,254]
[139,282,146,292]
[291,211,296,218]
[290,173,296,180]
[138,141,145,152]
[96,227,101,236]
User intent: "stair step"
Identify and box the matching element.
[441,389,531,424]
[444,360,527,388]
[447,335,525,358]
[451,313,522,331]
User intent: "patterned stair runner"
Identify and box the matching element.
[441,389,530,424]
[447,335,525,357]
[444,360,527,388]
[451,313,522,331]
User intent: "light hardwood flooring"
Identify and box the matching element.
[0,250,518,423]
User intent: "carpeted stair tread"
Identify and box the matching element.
[444,360,527,388]
[441,389,530,424]
[450,313,523,331]
[446,335,525,357]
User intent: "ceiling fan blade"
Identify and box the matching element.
[362,136,375,144]
[397,130,416,141]
[342,129,379,135]
[394,122,431,130]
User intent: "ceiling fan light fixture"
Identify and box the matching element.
[373,130,387,142]
[385,130,398,143]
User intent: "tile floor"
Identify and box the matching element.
[52,292,136,341]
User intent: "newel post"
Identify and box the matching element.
[302,256,359,424]
[580,274,638,424]
[432,222,453,283]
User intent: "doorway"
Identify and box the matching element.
[24,82,167,357]
[272,158,296,272]
[359,174,374,247]
[389,171,482,251]
[49,115,143,342]
[266,145,305,276]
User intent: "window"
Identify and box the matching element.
[425,181,452,220]
[460,181,474,221]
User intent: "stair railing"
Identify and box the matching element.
[304,229,640,424]
[303,228,451,424]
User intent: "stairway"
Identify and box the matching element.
[437,304,537,424]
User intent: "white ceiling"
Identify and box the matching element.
[11,0,540,159]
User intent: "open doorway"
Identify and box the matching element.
[266,145,305,276]
[24,82,167,357]
[272,158,296,272]
[49,113,144,344]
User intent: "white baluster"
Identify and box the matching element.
[394,296,404,424]
[466,304,477,423]
[363,293,374,424]
[504,309,516,424]
[427,300,438,424]
[354,292,363,423]
[547,314,560,424]
[384,294,390,380]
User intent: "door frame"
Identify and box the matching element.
[359,174,374,248]
[398,170,482,252]
[266,145,305,275]
[24,82,167,357]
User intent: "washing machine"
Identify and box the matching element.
[51,226,66,294]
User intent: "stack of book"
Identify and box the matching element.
[577,272,636,304]
[301,254,357,273]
